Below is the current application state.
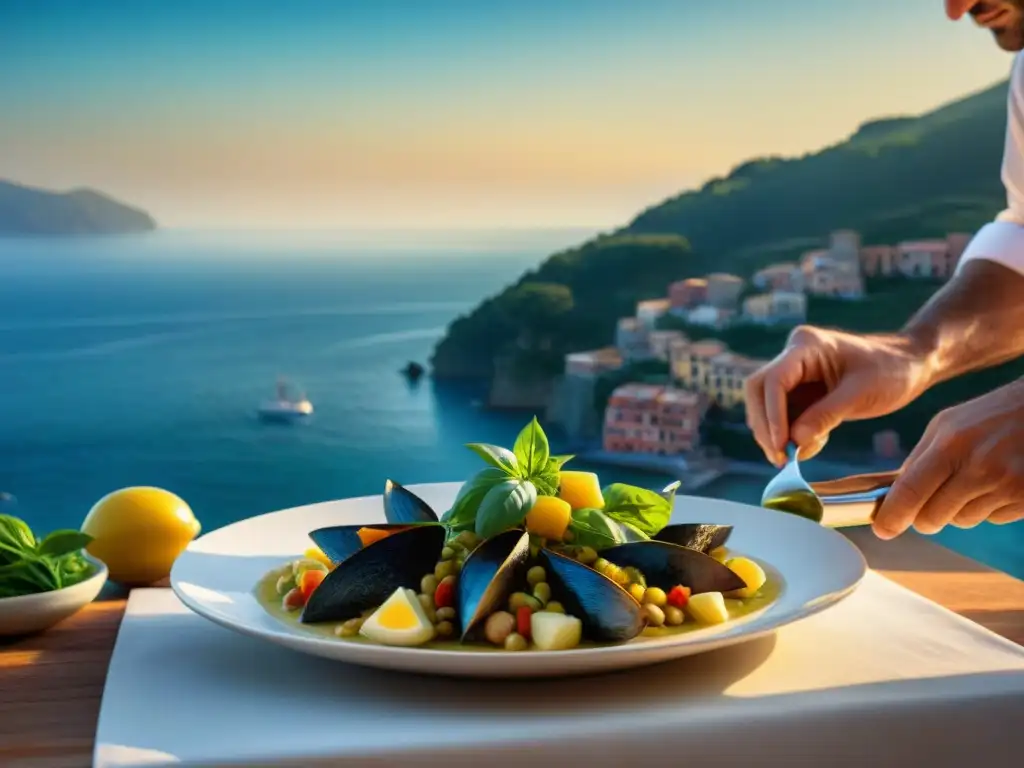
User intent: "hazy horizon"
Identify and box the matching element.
[2,0,1014,229]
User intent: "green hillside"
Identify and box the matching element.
[431,78,1010,383]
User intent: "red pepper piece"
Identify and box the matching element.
[300,569,326,599]
[516,606,532,640]
[434,580,455,609]
[667,585,691,609]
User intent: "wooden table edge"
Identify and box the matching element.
[2,531,1022,768]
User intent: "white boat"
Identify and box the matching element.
[257,378,313,423]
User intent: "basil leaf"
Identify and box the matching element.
[532,470,561,497]
[53,552,95,588]
[38,530,93,558]
[567,508,627,550]
[512,417,550,478]
[475,479,537,540]
[0,514,37,565]
[465,443,520,475]
[601,483,673,536]
[547,454,574,471]
[0,556,61,594]
[442,467,510,526]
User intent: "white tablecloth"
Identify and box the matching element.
[94,571,1024,767]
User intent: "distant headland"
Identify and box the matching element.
[0,179,156,235]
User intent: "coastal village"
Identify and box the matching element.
[548,229,972,478]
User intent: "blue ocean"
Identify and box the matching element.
[0,230,1020,579]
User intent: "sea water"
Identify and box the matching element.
[0,230,1020,579]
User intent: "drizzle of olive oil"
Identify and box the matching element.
[762,490,824,523]
[253,555,784,651]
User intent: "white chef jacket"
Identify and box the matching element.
[957,53,1024,277]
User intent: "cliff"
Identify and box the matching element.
[0,180,157,235]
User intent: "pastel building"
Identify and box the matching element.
[669,278,708,311]
[686,305,735,329]
[615,317,651,362]
[564,347,623,377]
[860,245,898,277]
[742,291,807,325]
[805,261,865,299]
[753,263,804,293]
[603,384,704,456]
[897,240,958,279]
[672,339,727,392]
[648,330,688,362]
[706,273,745,309]
[707,353,765,408]
[636,299,671,330]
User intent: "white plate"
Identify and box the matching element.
[0,553,108,636]
[170,483,867,678]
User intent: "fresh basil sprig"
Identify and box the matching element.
[0,511,96,598]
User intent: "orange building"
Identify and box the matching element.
[669,278,708,311]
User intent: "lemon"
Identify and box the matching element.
[81,486,201,585]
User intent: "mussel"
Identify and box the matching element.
[540,548,646,642]
[300,523,446,623]
[383,479,439,524]
[600,540,745,595]
[653,523,732,554]
[457,529,531,640]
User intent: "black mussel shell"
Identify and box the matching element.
[600,540,745,594]
[540,549,646,643]
[653,523,732,554]
[457,529,530,640]
[383,479,440,524]
[308,523,414,564]
[300,523,445,623]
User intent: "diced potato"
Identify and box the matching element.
[530,611,583,651]
[724,556,767,599]
[525,496,572,541]
[557,471,605,510]
[304,547,332,568]
[709,546,729,563]
[687,591,729,625]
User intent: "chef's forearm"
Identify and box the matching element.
[900,258,1024,389]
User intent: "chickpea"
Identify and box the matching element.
[544,601,565,614]
[664,605,685,626]
[593,557,611,574]
[504,632,528,652]
[455,530,481,549]
[509,592,542,612]
[435,621,454,638]
[418,593,436,622]
[643,587,668,607]
[628,583,646,603]
[642,604,666,627]
[435,606,456,622]
[441,546,456,561]
[576,546,598,565]
[532,582,552,606]
[434,560,455,581]
[334,617,363,637]
[484,611,516,645]
[526,566,547,586]
[420,574,439,596]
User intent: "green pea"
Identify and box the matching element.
[275,574,295,595]
[643,587,668,607]
[508,592,542,612]
[532,581,552,606]
[623,567,646,587]
[441,546,456,561]
[455,531,481,549]
[593,557,611,574]
[576,546,599,565]
[544,601,565,614]
[436,606,456,621]
[526,566,547,586]
[334,617,363,637]
[435,620,454,638]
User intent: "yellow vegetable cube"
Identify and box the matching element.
[687,591,729,625]
[525,496,572,541]
[557,471,605,510]
[304,547,333,568]
[724,557,767,598]
[709,546,729,563]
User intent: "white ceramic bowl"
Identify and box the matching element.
[0,553,109,636]
[171,483,867,678]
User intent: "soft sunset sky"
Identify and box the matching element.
[0,0,1014,229]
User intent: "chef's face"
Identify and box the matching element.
[946,1,1024,51]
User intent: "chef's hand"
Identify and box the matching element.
[872,378,1024,539]
[745,325,934,465]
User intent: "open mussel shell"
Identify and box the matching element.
[653,523,732,554]
[383,479,440,524]
[540,549,646,643]
[600,541,745,595]
[308,523,413,564]
[457,529,530,641]
[300,523,445,624]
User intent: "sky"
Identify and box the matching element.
[0,0,1015,229]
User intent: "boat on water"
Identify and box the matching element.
[257,378,313,423]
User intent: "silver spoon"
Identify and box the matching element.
[761,442,897,527]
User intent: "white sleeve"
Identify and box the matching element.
[956,53,1024,278]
